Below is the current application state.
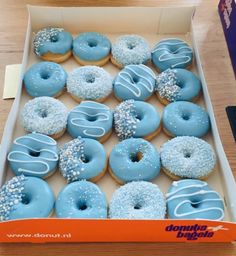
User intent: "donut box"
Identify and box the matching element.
[0,5,236,243]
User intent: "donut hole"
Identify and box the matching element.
[183,152,191,158]
[130,151,143,162]
[29,150,40,157]
[190,201,201,209]
[87,115,98,122]
[40,70,51,80]
[50,35,59,43]
[181,111,191,121]
[39,110,48,118]
[127,42,136,50]
[77,201,88,211]
[22,194,31,205]
[85,74,95,83]
[82,155,91,163]
[135,111,144,121]
[132,76,139,83]
[88,39,98,48]
[134,203,142,210]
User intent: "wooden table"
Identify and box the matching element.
[0,0,236,255]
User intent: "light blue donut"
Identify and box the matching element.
[113,64,156,101]
[67,101,113,141]
[156,69,201,102]
[21,97,68,136]
[0,175,54,221]
[109,181,166,219]
[23,61,67,97]
[166,179,224,220]
[59,137,107,182]
[162,101,210,137]
[160,136,216,179]
[73,32,111,61]
[114,100,161,140]
[33,27,73,57]
[109,138,161,183]
[112,35,151,67]
[55,180,107,219]
[67,66,113,101]
[152,38,193,71]
[7,133,58,179]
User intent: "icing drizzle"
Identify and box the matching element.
[114,100,138,140]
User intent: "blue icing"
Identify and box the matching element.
[67,101,113,140]
[112,35,151,66]
[166,179,224,220]
[73,32,111,61]
[160,136,216,178]
[156,69,201,102]
[152,38,193,71]
[114,64,156,101]
[24,61,67,97]
[162,101,210,137]
[55,180,107,219]
[114,100,161,140]
[109,181,166,219]
[109,138,161,183]
[7,133,58,179]
[0,175,54,221]
[33,28,73,56]
[59,137,107,182]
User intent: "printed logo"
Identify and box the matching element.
[165,224,228,241]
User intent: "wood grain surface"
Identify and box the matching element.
[0,0,236,255]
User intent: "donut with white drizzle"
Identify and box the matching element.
[167,179,224,220]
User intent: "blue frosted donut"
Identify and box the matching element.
[114,100,161,140]
[162,101,210,137]
[109,138,161,184]
[152,38,193,71]
[113,64,156,101]
[73,32,111,65]
[160,136,216,179]
[109,181,166,219]
[59,137,107,183]
[67,101,113,143]
[55,180,107,219]
[166,179,224,220]
[111,35,151,68]
[0,175,54,221]
[156,69,201,104]
[67,66,113,102]
[7,133,58,179]
[23,61,67,97]
[21,96,68,139]
[33,27,73,62]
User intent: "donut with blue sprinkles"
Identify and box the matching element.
[160,136,216,180]
[109,181,166,219]
[67,66,113,102]
[21,96,68,139]
[111,35,151,68]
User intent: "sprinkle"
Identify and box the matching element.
[33,27,64,56]
[0,175,25,221]
[59,138,86,182]
[113,100,138,140]
[156,69,181,102]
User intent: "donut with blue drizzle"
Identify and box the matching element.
[109,138,161,184]
[67,101,113,143]
[162,101,210,138]
[156,69,201,105]
[0,175,54,221]
[33,27,73,63]
[59,137,107,183]
[21,96,68,139]
[7,132,58,179]
[109,181,166,219]
[23,61,67,97]
[111,35,151,68]
[113,64,156,101]
[167,179,224,220]
[160,136,216,180]
[113,100,161,141]
[152,38,193,71]
[55,180,107,219]
[67,66,113,103]
[73,32,111,66]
